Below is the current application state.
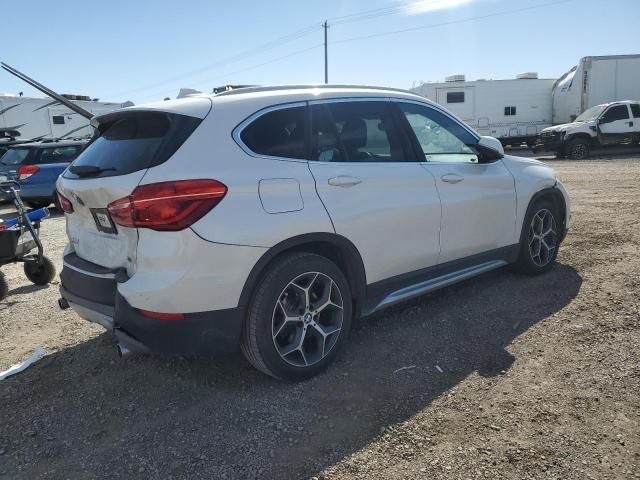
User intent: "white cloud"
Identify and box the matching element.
[404,0,477,15]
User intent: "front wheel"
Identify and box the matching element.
[0,271,8,300]
[513,200,560,275]
[566,138,590,160]
[24,256,56,285]
[241,252,352,381]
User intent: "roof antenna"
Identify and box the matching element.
[1,62,93,120]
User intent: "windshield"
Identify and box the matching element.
[576,105,607,122]
[0,148,31,166]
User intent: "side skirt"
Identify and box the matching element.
[363,244,518,316]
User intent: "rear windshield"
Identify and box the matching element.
[0,148,31,166]
[63,112,201,179]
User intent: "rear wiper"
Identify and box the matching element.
[69,165,117,177]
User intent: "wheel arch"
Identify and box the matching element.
[238,233,367,316]
[565,132,594,144]
[519,185,568,246]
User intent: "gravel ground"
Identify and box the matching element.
[0,153,638,479]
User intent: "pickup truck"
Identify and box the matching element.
[0,139,86,208]
[534,100,640,159]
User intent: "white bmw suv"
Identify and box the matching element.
[56,85,570,380]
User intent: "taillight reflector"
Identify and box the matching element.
[17,164,39,180]
[56,189,74,213]
[138,309,185,321]
[107,179,227,231]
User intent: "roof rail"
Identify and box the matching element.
[214,84,422,97]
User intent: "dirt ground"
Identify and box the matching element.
[0,152,638,479]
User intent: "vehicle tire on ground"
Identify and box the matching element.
[513,199,561,275]
[0,271,8,300]
[241,252,353,381]
[24,256,56,285]
[566,137,590,160]
[53,195,62,212]
[26,201,51,209]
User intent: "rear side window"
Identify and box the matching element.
[309,101,410,162]
[631,104,640,118]
[0,148,32,166]
[38,146,81,164]
[240,106,305,159]
[64,112,201,179]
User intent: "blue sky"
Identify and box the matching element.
[3,0,639,104]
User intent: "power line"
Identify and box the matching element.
[331,0,573,46]
[104,23,321,99]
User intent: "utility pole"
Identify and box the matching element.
[323,21,328,84]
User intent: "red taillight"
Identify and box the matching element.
[17,164,39,180]
[107,179,227,231]
[56,189,74,213]
[137,309,185,321]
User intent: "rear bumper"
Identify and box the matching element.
[59,255,245,355]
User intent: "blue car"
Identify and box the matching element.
[0,139,87,208]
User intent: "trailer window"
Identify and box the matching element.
[631,104,640,118]
[446,92,465,103]
[52,115,65,125]
[504,106,516,116]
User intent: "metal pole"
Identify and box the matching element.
[323,21,328,84]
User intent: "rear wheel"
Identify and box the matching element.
[24,256,56,285]
[566,138,590,160]
[241,252,352,381]
[513,199,560,275]
[0,271,8,300]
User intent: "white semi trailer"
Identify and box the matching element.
[552,54,640,124]
[0,94,132,141]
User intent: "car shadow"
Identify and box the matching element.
[0,263,582,479]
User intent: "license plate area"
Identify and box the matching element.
[91,208,118,235]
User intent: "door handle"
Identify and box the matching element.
[441,173,463,184]
[628,121,634,127]
[328,176,362,187]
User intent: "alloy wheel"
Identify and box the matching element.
[528,208,557,267]
[272,271,344,367]
[570,143,587,159]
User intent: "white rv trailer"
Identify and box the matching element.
[0,94,132,141]
[411,73,555,146]
[552,54,640,124]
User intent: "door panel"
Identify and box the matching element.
[310,162,441,283]
[395,101,517,263]
[308,100,441,284]
[422,161,516,263]
[599,104,633,139]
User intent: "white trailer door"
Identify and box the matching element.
[436,87,474,122]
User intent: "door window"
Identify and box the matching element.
[600,105,630,123]
[398,103,479,163]
[38,146,81,164]
[630,104,640,119]
[240,106,306,159]
[309,101,410,162]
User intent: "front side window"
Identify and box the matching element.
[446,92,465,103]
[398,103,479,164]
[38,145,81,164]
[310,101,409,162]
[601,105,630,123]
[240,106,305,159]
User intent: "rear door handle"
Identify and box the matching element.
[441,173,463,184]
[328,176,362,187]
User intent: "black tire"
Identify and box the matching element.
[0,271,8,301]
[53,195,62,212]
[566,138,590,160]
[513,199,561,275]
[24,256,56,285]
[26,201,51,209]
[241,252,353,381]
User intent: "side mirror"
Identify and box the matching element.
[477,136,504,158]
